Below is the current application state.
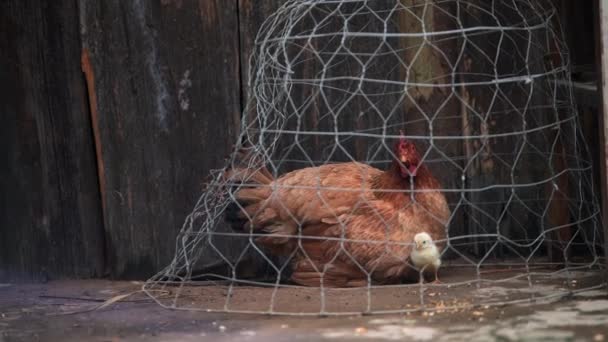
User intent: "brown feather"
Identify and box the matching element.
[225,139,451,287]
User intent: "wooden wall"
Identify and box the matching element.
[79,0,243,279]
[0,0,603,281]
[0,1,105,281]
[0,0,258,282]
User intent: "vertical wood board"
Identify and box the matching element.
[0,0,105,281]
[79,0,242,278]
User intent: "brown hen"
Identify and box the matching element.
[224,135,450,287]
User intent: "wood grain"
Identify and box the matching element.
[79,0,242,278]
[0,0,105,281]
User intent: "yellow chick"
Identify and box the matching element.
[410,232,441,284]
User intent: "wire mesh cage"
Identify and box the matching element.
[144,0,606,315]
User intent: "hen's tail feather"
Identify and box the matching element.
[223,150,275,231]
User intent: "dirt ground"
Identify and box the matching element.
[1,271,608,341]
[143,266,607,315]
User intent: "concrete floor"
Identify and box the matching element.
[1,279,607,341]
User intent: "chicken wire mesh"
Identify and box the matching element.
[144,0,606,315]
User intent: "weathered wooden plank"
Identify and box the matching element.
[555,0,596,70]
[595,0,608,279]
[0,1,105,281]
[238,0,287,105]
[558,0,602,262]
[80,0,242,279]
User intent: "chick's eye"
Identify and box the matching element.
[423,241,427,244]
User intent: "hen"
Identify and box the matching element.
[224,135,450,287]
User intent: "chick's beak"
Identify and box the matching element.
[415,241,422,249]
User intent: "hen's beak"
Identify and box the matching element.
[401,157,417,176]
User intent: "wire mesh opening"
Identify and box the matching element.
[144,0,606,315]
